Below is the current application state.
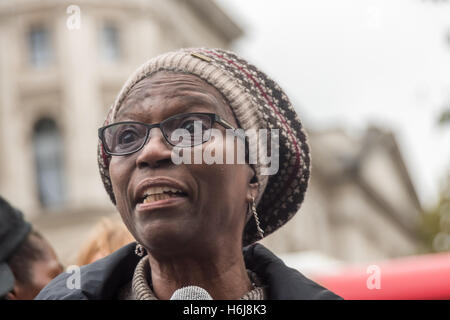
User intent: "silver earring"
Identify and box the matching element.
[135,242,146,257]
[250,196,264,239]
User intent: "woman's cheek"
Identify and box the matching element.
[109,158,134,216]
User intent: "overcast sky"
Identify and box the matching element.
[217,0,450,209]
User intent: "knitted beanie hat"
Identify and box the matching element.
[97,48,310,246]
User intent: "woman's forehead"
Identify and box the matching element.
[144,71,211,88]
[115,72,236,124]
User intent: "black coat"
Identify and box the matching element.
[35,243,342,300]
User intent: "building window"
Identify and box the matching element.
[32,118,65,208]
[101,22,121,62]
[28,25,52,67]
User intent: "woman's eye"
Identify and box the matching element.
[181,119,207,133]
[118,130,138,145]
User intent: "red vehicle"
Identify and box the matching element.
[311,252,450,299]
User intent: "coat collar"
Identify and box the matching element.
[243,243,342,300]
[36,242,341,300]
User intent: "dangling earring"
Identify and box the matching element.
[135,242,146,257]
[249,196,264,239]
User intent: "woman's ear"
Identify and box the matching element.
[245,183,259,224]
[245,165,258,198]
[246,182,259,201]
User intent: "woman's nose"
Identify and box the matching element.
[136,127,172,169]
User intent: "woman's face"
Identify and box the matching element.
[108,72,256,256]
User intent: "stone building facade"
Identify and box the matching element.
[262,126,423,263]
[0,0,423,266]
[0,0,242,263]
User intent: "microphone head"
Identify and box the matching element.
[170,286,213,300]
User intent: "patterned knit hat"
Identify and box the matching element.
[97,48,310,246]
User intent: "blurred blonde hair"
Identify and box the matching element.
[77,217,135,266]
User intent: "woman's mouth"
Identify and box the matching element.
[139,186,188,205]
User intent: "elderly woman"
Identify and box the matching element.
[36,48,341,300]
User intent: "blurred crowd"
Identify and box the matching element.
[0,195,134,299]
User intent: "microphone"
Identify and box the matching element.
[170,286,213,300]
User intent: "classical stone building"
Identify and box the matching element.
[0,0,242,263]
[262,126,424,264]
[0,0,423,266]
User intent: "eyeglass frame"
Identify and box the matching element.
[98,112,245,156]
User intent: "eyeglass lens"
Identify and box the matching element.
[103,113,214,154]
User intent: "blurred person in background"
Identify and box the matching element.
[0,196,63,300]
[77,217,135,266]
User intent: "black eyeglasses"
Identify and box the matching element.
[98,112,241,156]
